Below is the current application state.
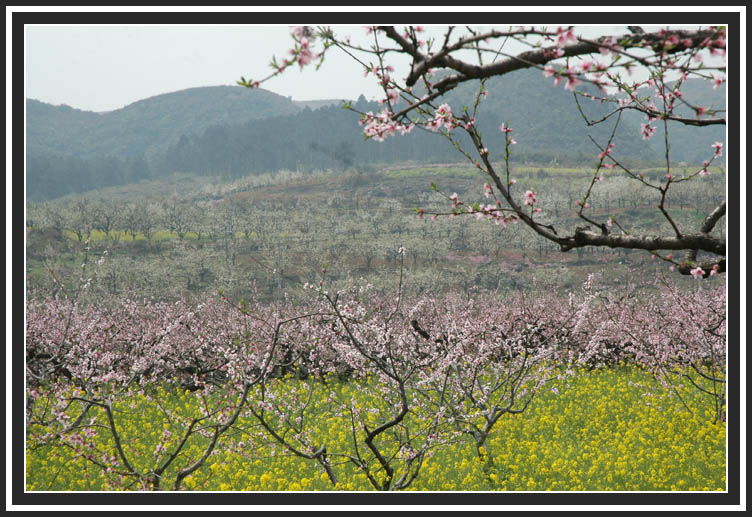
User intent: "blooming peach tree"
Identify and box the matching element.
[240,25,727,279]
[25,267,568,490]
[26,251,726,490]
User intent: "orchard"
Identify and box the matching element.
[25,24,728,493]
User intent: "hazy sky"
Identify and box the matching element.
[24,24,662,113]
[25,25,380,112]
[23,10,734,114]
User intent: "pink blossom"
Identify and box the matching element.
[690,267,704,279]
[435,103,452,118]
[598,143,614,159]
[555,26,577,46]
[712,142,723,156]
[641,123,656,140]
[298,47,314,69]
[564,76,582,91]
[398,123,415,136]
[425,118,442,132]
[524,190,537,206]
[598,36,617,56]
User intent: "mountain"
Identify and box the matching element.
[293,99,343,111]
[26,72,725,201]
[26,86,303,161]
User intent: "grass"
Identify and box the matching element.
[26,365,725,492]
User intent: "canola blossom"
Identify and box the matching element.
[26,275,725,491]
[26,366,725,491]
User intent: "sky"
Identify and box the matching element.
[22,21,714,113]
[25,25,386,112]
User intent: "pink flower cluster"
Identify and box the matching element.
[641,123,656,140]
[598,143,615,160]
[499,123,517,144]
[360,110,415,141]
[290,26,321,70]
[426,103,457,132]
[524,189,538,206]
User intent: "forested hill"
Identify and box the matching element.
[154,70,725,179]
[26,86,304,161]
[26,72,724,201]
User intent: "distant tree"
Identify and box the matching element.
[91,200,123,243]
[67,198,94,243]
[137,202,162,243]
[244,25,728,278]
[163,198,191,240]
[121,202,143,241]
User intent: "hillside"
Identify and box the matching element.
[26,86,303,161]
[25,72,725,201]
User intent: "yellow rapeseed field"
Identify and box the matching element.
[26,365,725,492]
